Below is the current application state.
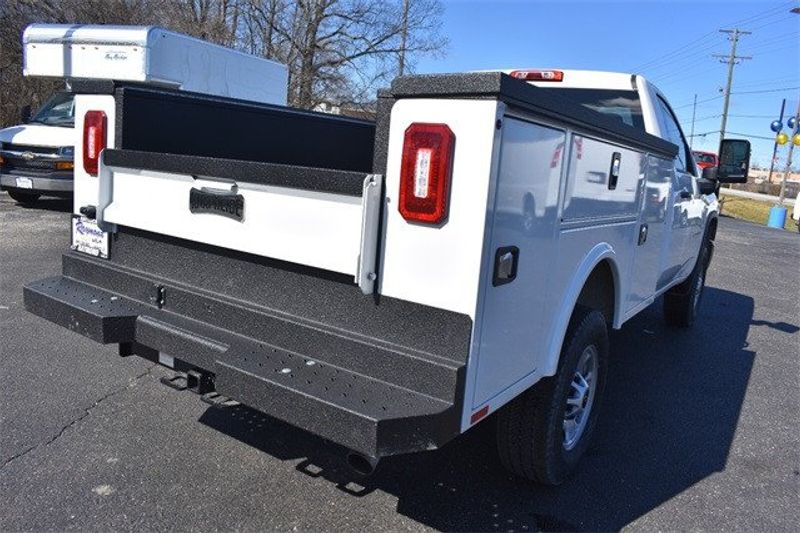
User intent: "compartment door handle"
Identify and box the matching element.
[492,246,519,287]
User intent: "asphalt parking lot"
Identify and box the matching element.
[1,193,798,532]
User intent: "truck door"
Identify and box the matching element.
[626,154,671,312]
[653,95,698,286]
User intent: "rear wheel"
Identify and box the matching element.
[496,306,608,484]
[7,189,41,205]
[664,240,711,328]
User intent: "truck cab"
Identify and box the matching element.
[0,91,76,204]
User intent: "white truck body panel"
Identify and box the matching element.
[379,99,502,316]
[23,24,288,105]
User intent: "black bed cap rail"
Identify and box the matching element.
[102,149,368,197]
[390,72,678,159]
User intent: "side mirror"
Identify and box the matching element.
[697,178,717,196]
[19,104,32,123]
[717,139,750,183]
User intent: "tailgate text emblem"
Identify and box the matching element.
[189,187,244,222]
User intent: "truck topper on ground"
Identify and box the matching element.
[0,24,288,205]
[21,33,751,483]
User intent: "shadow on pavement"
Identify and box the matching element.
[6,196,72,213]
[199,286,755,531]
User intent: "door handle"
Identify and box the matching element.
[608,152,621,190]
[679,189,692,199]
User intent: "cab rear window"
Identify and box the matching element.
[554,89,645,131]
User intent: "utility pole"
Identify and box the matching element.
[398,0,410,77]
[689,93,697,149]
[778,100,800,204]
[767,98,786,185]
[713,28,751,153]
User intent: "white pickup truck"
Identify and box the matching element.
[24,64,750,483]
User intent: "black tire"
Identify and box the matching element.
[663,239,711,328]
[496,306,609,485]
[7,189,41,205]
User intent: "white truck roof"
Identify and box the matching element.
[493,68,639,91]
[23,24,288,106]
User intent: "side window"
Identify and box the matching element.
[655,96,694,174]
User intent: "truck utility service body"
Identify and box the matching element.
[25,64,733,480]
[1,24,287,204]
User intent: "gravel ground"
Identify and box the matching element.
[1,193,798,532]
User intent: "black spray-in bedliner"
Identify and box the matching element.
[111,85,376,173]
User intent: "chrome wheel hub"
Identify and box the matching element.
[563,345,599,451]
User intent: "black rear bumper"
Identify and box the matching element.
[23,229,471,458]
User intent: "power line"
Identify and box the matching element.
[727,131,785,141]
[673,94,723,110]
[733,76,800,89]
[630,1,794,72]
[687,130,718,138]
[732,86,800,94]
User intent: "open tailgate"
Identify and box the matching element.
[96,149,382,293]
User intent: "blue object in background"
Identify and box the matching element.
[788,116,797,130]
[767,206,787,229]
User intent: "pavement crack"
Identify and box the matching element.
[0,364,157,471]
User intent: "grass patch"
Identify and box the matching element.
[719,195,797,231]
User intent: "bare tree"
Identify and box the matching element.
[0,0,446,127]
[239,0,446,109]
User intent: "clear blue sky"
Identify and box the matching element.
[416,0,800,169]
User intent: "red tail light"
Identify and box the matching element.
[509,69,564,82]
[83,110,107,175]
[398,123,455,224]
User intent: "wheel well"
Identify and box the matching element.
[575,260,615,323]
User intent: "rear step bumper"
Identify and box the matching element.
[23,247,470,458]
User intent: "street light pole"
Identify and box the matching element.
[767,98,786,185]
[714,28,751,152]
[690,94,697,149]
[778,100,800,204]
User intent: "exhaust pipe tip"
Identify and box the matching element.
[346,452,379,476]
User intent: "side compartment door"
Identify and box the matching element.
[473,117,565,406]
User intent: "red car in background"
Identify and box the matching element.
[693,150,718,171]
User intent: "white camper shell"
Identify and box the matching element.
[23,24,288,105]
